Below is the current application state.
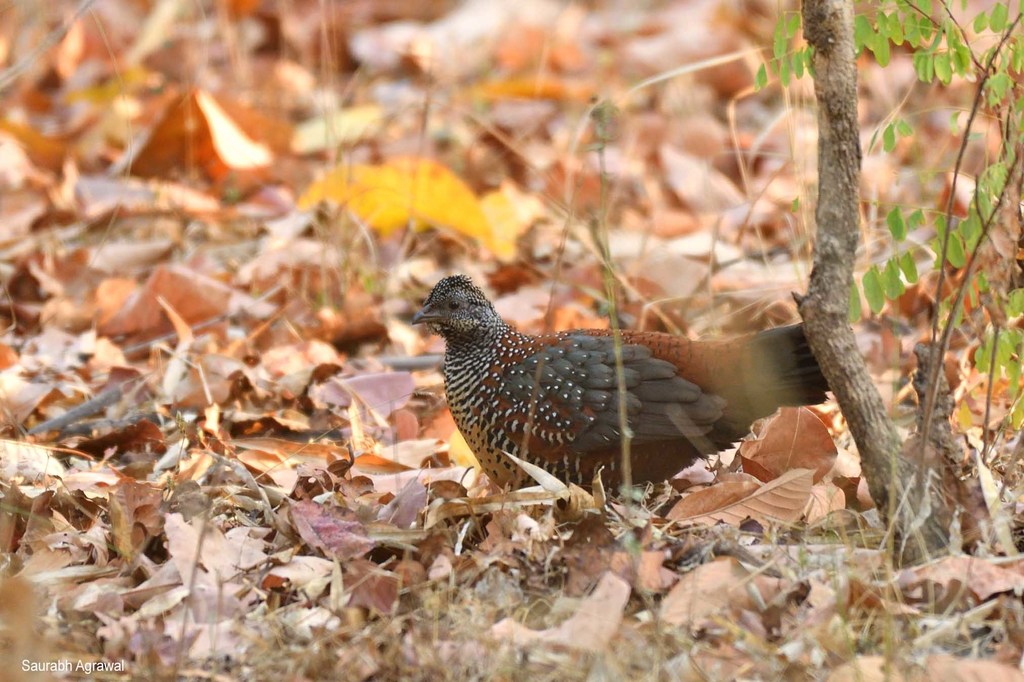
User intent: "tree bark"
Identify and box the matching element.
[798,0,951,563]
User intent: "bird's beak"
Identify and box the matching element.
[411,304,441,325]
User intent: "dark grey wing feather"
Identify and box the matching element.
[495,333,725,453]
[563,334,725,453]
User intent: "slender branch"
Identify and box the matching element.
[982,326,1000,462]
[921,14,1024,451]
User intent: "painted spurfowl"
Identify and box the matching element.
[413,275,830,488]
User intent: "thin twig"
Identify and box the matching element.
[920,14,1023,457]
[982,326,1000,464]
[0,0,99,92]
[28,386,125,435]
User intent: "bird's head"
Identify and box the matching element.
[412,275,503,341]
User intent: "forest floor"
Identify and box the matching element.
[1,0,1023,679]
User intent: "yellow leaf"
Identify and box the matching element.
[66,66,151,104]
[956,400,974,430]
[480,182,543,261]
[298,157,489,241]
[472,76,593,101]
[479,190,518,260]
[448,430,480,470]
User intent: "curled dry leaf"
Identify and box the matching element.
[377,478,428,528]
[804,482,847,524]
[359,465,475,498]
[312,372,415,420]
[667,468,814,525]
[230,438,351,489]
[0,375,54,424]
[108,481,163,561]
[290,500,375,561]
[264,556,334,598]
[0,440,67,479]
[131,88,272,179]
[491,572,631,652]
[739,407,838,483]
[344,558,401,615]
[164,513,268,585]
[89,240,175,274]
[670,472,761,519]
[901,556,1024,603]
[351,453,414,476]
[99,264,233,338]
[660,556,791,628]
[424,488,562,529]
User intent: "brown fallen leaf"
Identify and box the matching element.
[0,575,44,675]
[924,653,1024,682]
[130,88,272,180]
[164,513,268,585]
[345,558,401,615]
[108,480,163,562]
[311,372,415,421]
[661,556,748,627]
[491,572,630,652]
[75,419,166,459]
[668,469,814,525]
[667,473,761,521]
[804,482,847,524]
[902,556,1024,603]
[290,500,375,561]
[263,556,334,596]
[829,652,1024,682]
[0,375,54,425]
[659,144,745,214]
[377,478,428,528]
[827,656,902,682]
[740,407,838,483]
[633,549,676,592]
[99,264,233,338]
[0,440,67,479]
[0,121,66,172]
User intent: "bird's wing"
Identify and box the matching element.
[496,333,725,458]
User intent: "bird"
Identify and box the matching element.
[412,275,830,489]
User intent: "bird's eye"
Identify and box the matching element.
[449,300,461,310]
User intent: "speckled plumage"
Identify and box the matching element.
[413,275,830,488]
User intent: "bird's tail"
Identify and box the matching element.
[712,324,830,441]
[748,324,829,409]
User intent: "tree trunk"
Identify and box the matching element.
[798,0,951,563]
